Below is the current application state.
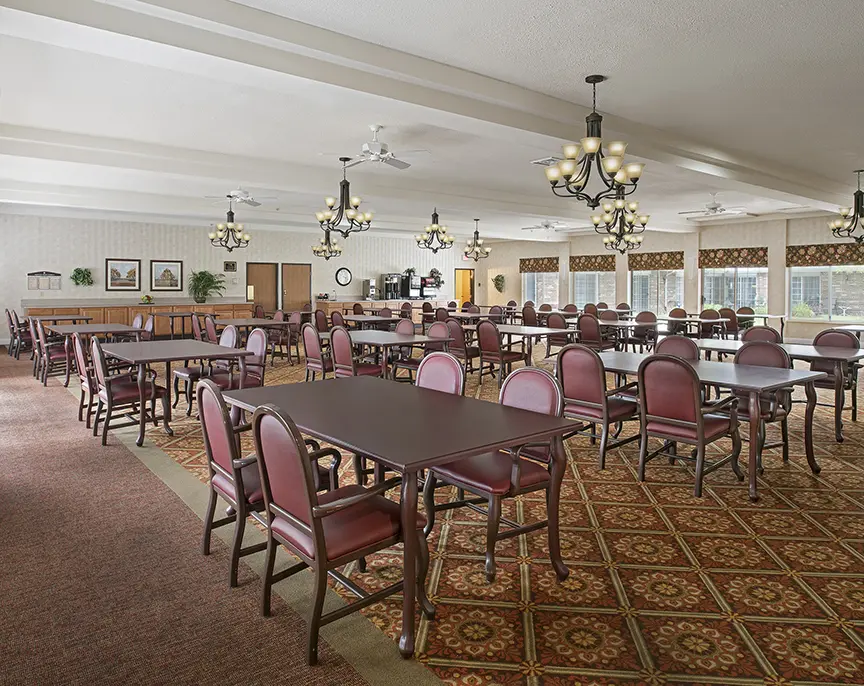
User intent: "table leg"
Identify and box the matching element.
[526,335,533,366]
[748,390,760,502]
[63,334,72,387]
[804,381,821,474]
[548,436,569,581]
[399,469,418,659]
[834,361,845,443]
[169,317,176,341]
[136,362,147,447]
[163,361,174,436]
[379,344,388,378]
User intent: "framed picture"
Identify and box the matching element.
[105,258,141,291]
[223,260,237,273]
[150,259,183,291]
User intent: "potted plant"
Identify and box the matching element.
[188,270,226,303]
[492,274,505,293]
[70,267,94,287]
[429,268,444,288]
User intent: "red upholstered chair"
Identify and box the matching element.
[267,311,288,365]
[204,315,219,343]
[423,367,565,582]
[596,301,609,310]
[539,304,552,312]
[477,319,526,388]
[616,302,631,311]
[655,335,699,359]
[34,319,68,386]
[399,302,412,320]
[302,303,313,312]
[174,324,237,416]
[212,327,269,390]
[636,354,743,496]
[699,309,722,339]
[253,304,265,318]
[91,337,168,446]
[562,304,579,313]
[733,342,792,467]
[6,309,32,360]
[435,307,449,322]
[811,329,860,423]
[467,304,481,314]
[27,317,40,377]
[583,303,598,316]
[301,323,332,381]
[448,300,458,309]
[599,309,621,348]
[415,352,465,395]
[461,301,474,312]
[352,303,365,315]
[719,308,740,339]
[489,305,504,323]
[422,301,435,327]
[737,306,755,330]
[191,313,204,342]
[116,312,144,343]
[331,325,381,379]
[666,307,688,336]
[445,318,480,375]
[331,310,346,329]
[522,306,539,328]
[71,332,97,429]
[625,311,657,352]
[286,311,303,364]
[507,300,518,308]
[556,344,640,467]
[141,314,155,341]
[544,312,574,358]
[392,321,448,382]
[252,403,430,665]
[523,300,535,309]
[576,313,616,351]
[172,314,208,409]
[741,325,782,343]
[375,307,394,331]
[4,309,14,357]
[313,309,329,332]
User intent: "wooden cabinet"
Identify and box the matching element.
[151,306,174,337]
[27,308,54,316]
[129,307,151,327]
[80,308,105,324]
[234,307,254,319]
[104,307,129,324]
[52,308,81,315]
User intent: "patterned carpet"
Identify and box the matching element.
[148,344,864,686]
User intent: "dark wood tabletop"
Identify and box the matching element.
[463,324,573,336]
[154,311,196,317]
[656,316,730,323]
[598,351,826,391]
[101,340,252,363]
[223,376,574,472]
[31,315,93,323]
[444,311,498,319]
[214,318,289,327]
[319,330,451,347]
[695,339,864,361]
[343,315,402,323]
[47,323,144,335]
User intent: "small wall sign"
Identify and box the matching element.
[27,271,62,291]
[223,261,238,273]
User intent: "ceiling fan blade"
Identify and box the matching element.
[383,157,411,170]
[204,195,227,199]
[242,199,262,207]
[343,157,367,168]
[393,149,430,156]
[678,210,707,215]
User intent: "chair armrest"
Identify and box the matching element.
[232,455,257,469]
[308,446,341,463]
[312,476,402,518]
[607,380,638,396]
[304,438,321,452]
[702,394,738,415]
[513,442,552,460]
[232,422,252,434]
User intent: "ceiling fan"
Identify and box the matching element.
[205,187,274,207]
[678,192,749,219]
[326,124,427,170]
[521,220,572,232]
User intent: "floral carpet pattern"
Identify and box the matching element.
[148,345,864,686]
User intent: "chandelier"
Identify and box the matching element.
[416,208,454,254]
[312,229,343,260]
[542,75,645,210]
[208,200,250,252]
[315,157,373,238]
[592,195,649,237]
[603,232,643,254]
[464,219,491,261]
[830,170,864,243]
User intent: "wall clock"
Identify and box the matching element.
[335,267,352,287]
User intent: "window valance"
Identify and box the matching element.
[628,251,684,271]
[519,257,559,273]
[698,247,768,268]
[568,254,616,272]
[786,243,864,267]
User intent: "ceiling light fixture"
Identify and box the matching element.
[312,228,343,260]
[208,199,250,252]
[464,219,491,261]
[315,157,373,239]
[543,75,645,210]
[830,170,864,243]
[416,208,454,254]
[603,232,643,254]
[592,194,649,238]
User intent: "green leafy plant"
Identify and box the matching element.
[492,274,505,293]
[403,267,416,276]
[429,268,444,287]
[70,267,94,287]
[188,270,226,303]
[792,302,814,318]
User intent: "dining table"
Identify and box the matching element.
[319,329,451,377]
[694,338,864,442]
[154,311,196,340]
[343,314,402,329]
[598,351,826,501]
[214,317,293,340]
[463,323,575,362]
[221,375,575,658]
[100,340,251,446]
[46,323,145,387]
[32,315,93,325]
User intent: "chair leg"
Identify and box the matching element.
[589,423,596,445]
[160,393,170,432]
[151,396,158,427]
[229,508,246,587]
[173,376,181,408]
[261,535,277,616]
[353,454,367,486]
[693,445,706,497]
[416,530,435,618]
[853,380,858,422]
[201,487,218,555]
[77,388,86,422]
[637,433,648,482]
[730,427,744,481]
[85,392,94,429]
[598,420,609,469]
[186,380,195,417]
[668,441,678,465]
[307,565,328,665]
[101,400,112,446]
[485,496,502,583]
[781,418,790,462]
[93,399,103,436]
[422,472,437,537]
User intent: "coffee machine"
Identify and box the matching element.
[361,279,377,299]
[380,273,401,300]
[400,274,421,299]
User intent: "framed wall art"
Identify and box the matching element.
[105,258,141,291]
[150,259,183,291]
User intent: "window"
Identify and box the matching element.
[522,272,559,306]
[630,270,683,315]
[569,271,616,306]
[789,265,864,320]
[701,267,768,312]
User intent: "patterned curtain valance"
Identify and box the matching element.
[627,251,684,271]
[786,243,864,267]
[519,257,559,273]
[698,247,768,268]
[569,254,616,272]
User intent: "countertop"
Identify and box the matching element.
[21,297,249,307]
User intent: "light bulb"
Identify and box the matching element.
[840,207,852,217]
[217,230,225,238]
[625,214,635,225]
[217,223,225,230]
[324,210,333,220]
[613,170,628,184]
[440,226,447,233]
[350,196,361,207]
[625,163,644,180]
[363,212,373,221]
[477,239,484,245]
[559,160,577,178]
[545,166,562,182]
[628,202,639,212]
[636,236,643,242]
[243,234,251,241]
[580,137,602,154]
[607,141,627,157]
[562,143,581,159]
[315,212,325,222]
[325,197,336,208]
[614,198,625,209]
[639,215,650,225]
[601,156,623,174]
[591,215,602,226]
[484,247,491,253]
[346,208,357,219]
[208,232,216,240]
[602,213,613,224]
[602,202,614,213]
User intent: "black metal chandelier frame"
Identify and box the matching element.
[312,228,343,260]
[831,170,864,244]
[316,157,373,239]
[209,199,250,252]
[464,219,491,261]
[416,208,454,254]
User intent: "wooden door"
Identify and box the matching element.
[246,262,278,312]
[281,263,311,312]
[455,268,475,304]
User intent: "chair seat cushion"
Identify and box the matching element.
[44,347,67,360]
[271,484,424,562]
[484,350,524,363]
[580,340,617,351]
[210,371,264,390]
[172,365,205,381]
[354,363,382,376]
[452,346,480,360]
[100,379,166,403]
[307,356,334,372]
[211,462,263,506]
[646,416,730,442]
[732,391,790,420]
[564,397,637,422]
[432,451,550,496]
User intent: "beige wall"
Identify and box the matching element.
[477,240,570,306]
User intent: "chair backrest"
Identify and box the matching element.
[204,315,218,342]
[301,322,324,365]
[445,318,467,353]
[616,303,631,311]
[353,303,365,314]
[11,310,24,332]
[422,301,433,313]
[737,306,755,316]
[669,307,686,318]
[556,344,606,410]
[477,319,502,355]
[499,366,563,418]
[539,304,552,312]
[666,307,687,335]
[330,325,356,377]
[271,310,285,323]
[287,311,302,332]
[812,329,859,375]
[142,315,155,341]
[426,321,450,353]
[302,303,313,312]
[395,318,415,335]
[253,304,265,318]
[523,301,535,308]
[28,318,39,353]
[699,309,719,338]
[638,354,703,428]
[447,300,458,308]
[734,341,790,369]
[378,307,392,318]
[634,311,657,338]
[331,310,345,328]
[547,312,567,333]
[600,310,618,322]
[219,325,238,349]
[522,306,538,327]
[461,301,473,312]
[415,352,465,395]
[89,336,111,391]
[596,302,609,310]
[245,328,268,382]
[198,378,241,482]
[435,307,449,321]
[507,300,517,308]
[130,313,144,329]
[314,309,328,332]
[71,332,92,387]
[401,302,413,318]
[576,313,602,344]
[4,309,14,339]
[489,305,503,323]
[719,307,738,332]
[655,335,699,359]
[583,303,598,315]
[467,304,481,314]
[741,325,782,343]
[191,313,204,341]
[35,319,50,353]
[252,403,318,536]
[563,304,579,313]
